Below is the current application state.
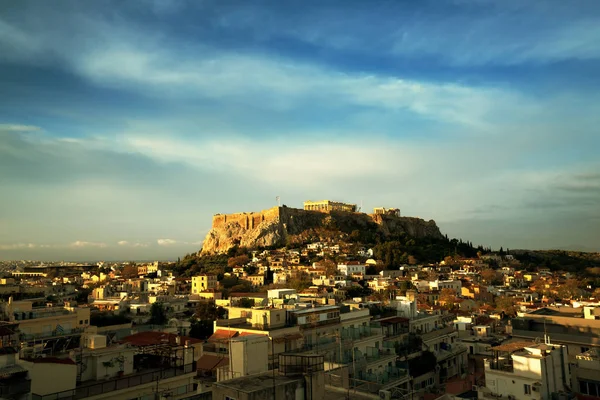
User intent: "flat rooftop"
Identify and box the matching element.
[529,307,583,318]
[212,371,300,393]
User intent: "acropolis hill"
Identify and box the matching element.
[200,202,443,255]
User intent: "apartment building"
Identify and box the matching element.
[191,274,217,294]
[571,348,600,397]
[1,300,90,356]
[510,306,600,357]
[477,341,570,400]
[23,332,199,400]
[337,261,366,276]
[0,322,31,400]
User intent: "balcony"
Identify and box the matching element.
[340,326,382,343]
[435,343,467,362]
[20,327,85,341]
[31,364,196,400]
[352,366,410,394]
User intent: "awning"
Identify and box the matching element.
[196,354,229,372]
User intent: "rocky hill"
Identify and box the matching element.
[200,206,443,255]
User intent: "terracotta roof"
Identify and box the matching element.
[197,354,228,372]
[121,331,202,347]
[491,341,536,353]
[208,330,239,342]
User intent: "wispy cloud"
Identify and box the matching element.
[0,1,599,257]
[0,243,38,251]
[0,124,41,132]
[118,240,149,248]
[69,241,107,248]
[157,239,177,246]
[207,1,600,66]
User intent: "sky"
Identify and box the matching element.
[1,0,599,261]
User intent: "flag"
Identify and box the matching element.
[55,324,64,335]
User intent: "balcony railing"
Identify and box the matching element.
[31,364,196,400]
[20,327,85,341]
[0,378,31,396]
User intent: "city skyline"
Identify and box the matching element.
[1,0,599,260]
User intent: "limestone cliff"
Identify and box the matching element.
[200,206,444,255]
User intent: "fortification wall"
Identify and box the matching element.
[212,207,284,230]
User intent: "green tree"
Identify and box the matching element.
[149,302,168,325]
[189,319,213,340]
[195,301,226,320]
[495,296,518,317]
[237,298,254,308]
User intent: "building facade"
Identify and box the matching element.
[191,274,217,294]
[304,200,357,213]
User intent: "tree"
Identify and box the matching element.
[244,265,258,275]
[556,279,582,300]
[195,301,226,320]
[237,298,254,308]
[365,265,378,275]
[228,255,249,268]
[481,269,501,285]
[408,351,437,377]
[189,319,213,340]
[345,285,372,299]
[322,260,338,277]
[75,288,92,304]
[149,302,168,325]
[495,296,518,317]
[439,288,458,308]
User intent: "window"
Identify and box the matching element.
[85,319,88,324]
[524,384,531,395]
[580,380,600,397]
[225,396,237,400]
[581,346,590,353]
[79,320,83,324]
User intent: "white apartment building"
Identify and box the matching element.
[337,262,365,276]
[478,341,570,400]
[429,279,462,293]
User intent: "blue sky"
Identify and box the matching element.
[1,0,599,260]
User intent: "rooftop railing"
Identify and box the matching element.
[31,364,196,400]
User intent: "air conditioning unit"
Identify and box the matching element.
[532,386,540,392]
[379,390,392,400]
[472,385,479,391]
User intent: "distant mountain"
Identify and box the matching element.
[511,249,600,273]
